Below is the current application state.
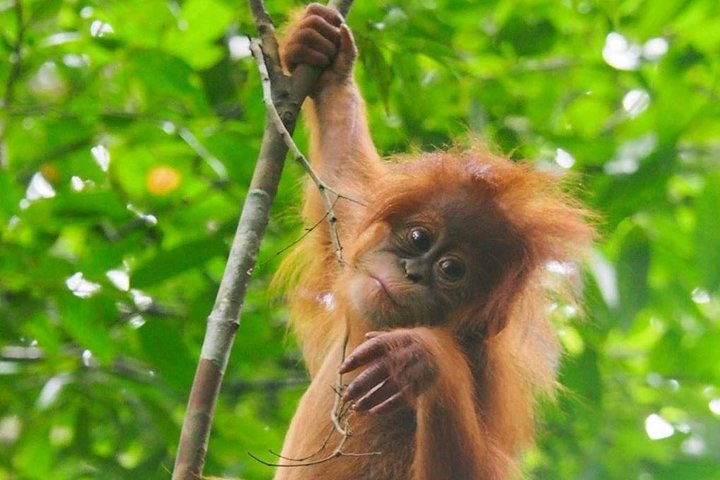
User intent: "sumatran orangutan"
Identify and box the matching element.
[271,4,594,479]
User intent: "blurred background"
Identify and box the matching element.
[1,0,719,478]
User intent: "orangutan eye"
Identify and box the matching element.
[408,227,432,252]
[438,257,465,281]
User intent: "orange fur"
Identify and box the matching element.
[272,7,594,479]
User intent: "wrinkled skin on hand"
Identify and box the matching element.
[340,330,438,415]
[280,3,357,95]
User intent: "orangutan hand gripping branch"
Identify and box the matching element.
[272,4,594,479]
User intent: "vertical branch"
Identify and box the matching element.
[248,0,282,79]
[0,0,26,169]
[249,39,345,262]
[332,0,354,15]
[171,1,354,479]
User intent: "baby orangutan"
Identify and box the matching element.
[272,4,594,479]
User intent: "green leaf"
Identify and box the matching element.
[560,347,602,407]
[124,49,205,110]
[58,295,117,363]
[53,190,128,223]
[137,318,196,391]
[163,0,234,70]
[654,459,720,480]
[616,225,651,327]
[695,173,720,292]
[132,234,227,288]
[358,35,393,111]
[14,423,53,478]
[562,94,613,139]
[496,15,557,57]
[650,330,720,379]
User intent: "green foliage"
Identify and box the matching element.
[1,0,718,479]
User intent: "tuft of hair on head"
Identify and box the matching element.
[376,141,596,263]
[361,142,596,337]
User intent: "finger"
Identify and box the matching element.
[343,361,389,402]
[293,27,338,58]
[365,331,382,339]
[372,329,414,344]
[298,15,341,47]
[390,356,434,396]
[338,23,356,55]
[306,3,343,27]
[283,44,331,69]
[353,378,398,412]
[369,391,406,415]
[339,337,386,374]
[333,24,357,74]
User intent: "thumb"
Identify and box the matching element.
[333,24,357,77]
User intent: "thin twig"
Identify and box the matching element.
[178,127,228,180]
[249,38,347,264]
[247,0,283,79]
[268,423,336,462]
[258,197,339,269]
[331,330,351,434]
[248,428,380,468]
[249,319,379,468]
[248,39,371,458]
[242,0,384,473]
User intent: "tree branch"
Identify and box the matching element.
[171,1,354,479]
[249,38,346,263]
[248,0,283,80]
